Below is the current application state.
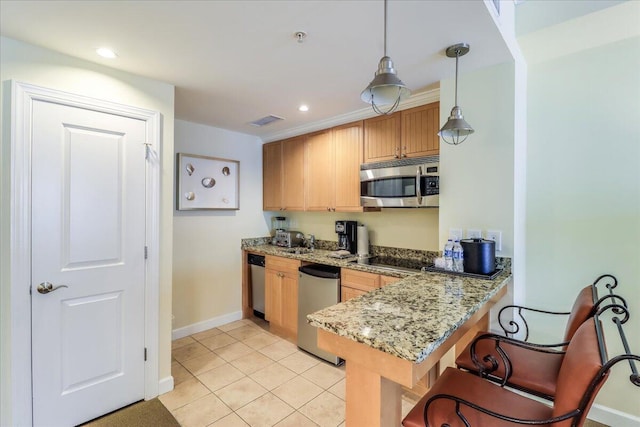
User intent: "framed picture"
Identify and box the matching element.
[176,153,240,210]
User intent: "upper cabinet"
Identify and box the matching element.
[262,102,438,211]
[333,122,364,212]
[363,112,401,163]
[263,135,306,211]
[305,129,334,211]
[305,122,364,212]
[401,102,440,158]
[263,141,283,211]
[363,102,440,163]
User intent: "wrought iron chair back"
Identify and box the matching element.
[417,303,639,427]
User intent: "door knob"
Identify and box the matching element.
[37,282,69,294]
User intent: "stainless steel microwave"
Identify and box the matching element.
[360,156,439,208]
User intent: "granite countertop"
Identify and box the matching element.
[242,243,415,278]
[242,239,512,364]
[308,270,511,364]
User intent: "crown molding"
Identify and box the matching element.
[261,88,440,143]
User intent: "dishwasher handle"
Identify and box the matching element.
[299,264,340,279]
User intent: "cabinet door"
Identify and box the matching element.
[281,272,299,337]
[282,136,306,211]
[305,130,334,211]
[401,102,440,158]
[333,121,364,212]
[363,113,401,163]
[263,142,283,211]
[380,275,401,287]
[265,268,283,326]
[341,269,380,292]
[341,286,368,302]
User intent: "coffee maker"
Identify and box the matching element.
[335,220,358,254]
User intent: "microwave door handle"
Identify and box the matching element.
[416,166,423,205]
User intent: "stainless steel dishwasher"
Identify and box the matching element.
[297,264,341,365]
[248,254,265,318]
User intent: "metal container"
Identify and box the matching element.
[460,238,496,275]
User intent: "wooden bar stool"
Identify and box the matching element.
[455,274,622,400]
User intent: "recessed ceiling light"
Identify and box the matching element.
[298,105,309,112]
[96,47,118,59]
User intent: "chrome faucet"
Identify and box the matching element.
[307,234,315,250]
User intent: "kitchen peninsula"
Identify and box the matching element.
[242,239,511,426]
[309,271,509,426]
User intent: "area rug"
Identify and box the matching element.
[80,398,180,427]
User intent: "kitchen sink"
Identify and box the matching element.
[278,247,313,255]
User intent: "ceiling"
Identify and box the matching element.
[0,0,514,141]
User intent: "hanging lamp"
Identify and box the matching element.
[360,0,410,115]
[439,43,474,145]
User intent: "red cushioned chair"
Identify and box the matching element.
[403,305,639,427]
[455,274,623,400]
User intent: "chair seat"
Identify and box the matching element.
[402,367,554,427]
[455,331,564,399]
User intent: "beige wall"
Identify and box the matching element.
[172,120,270,330]
[283,209,439,251]
[0,36,175,425]
[524,30,640,417]
[438,61,516,257]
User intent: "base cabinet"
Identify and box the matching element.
[265,255,301,338]
[341,269,401,302]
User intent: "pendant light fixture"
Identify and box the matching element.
[439,43,474,145]
[360,0,410,115]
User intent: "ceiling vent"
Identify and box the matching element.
[250,115,284,127]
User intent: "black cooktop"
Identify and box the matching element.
[350,256,425,273]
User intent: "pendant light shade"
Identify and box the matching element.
[439,43,474,145]
[361,0,410,115]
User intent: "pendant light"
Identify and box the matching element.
[439,43,474,145]
[360,0,410,115]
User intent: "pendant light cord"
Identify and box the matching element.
[383,0,388,57]
[454,51,459,107]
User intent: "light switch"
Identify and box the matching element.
[449,228,463,241]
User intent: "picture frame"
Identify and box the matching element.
[176,153,240,210]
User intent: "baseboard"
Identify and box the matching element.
[157,375,174,396]
[171,311,243,340]
[588,403,640,427]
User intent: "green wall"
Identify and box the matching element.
[526,35,640,417]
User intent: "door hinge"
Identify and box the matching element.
[144,143,151,160]
[144,347,148,361]
[144,246,148,260]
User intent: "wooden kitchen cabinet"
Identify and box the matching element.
[363,103,440,164]
[305,129,334,211]
[265,255,301,339]
[380,275,401,287]
[401,102,440,158]
[306,122,364,212]
[333,121,364,212]
[341,269,403,301]
[363,112,401,163]
[282,136,306,210]
[263,141,283,211]
[263,136,306,211]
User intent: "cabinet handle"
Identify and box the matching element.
[327,207,331,211]
[402,146,407,158]
[394,147,400,159]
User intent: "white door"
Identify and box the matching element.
[31,99,147,426]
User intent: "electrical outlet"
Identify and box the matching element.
[486,230,502,251]
[449,228,463,241]
[466,229,482,239]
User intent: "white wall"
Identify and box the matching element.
[524,31,640,419]
[0,36,175,425]
[172,120,269,330]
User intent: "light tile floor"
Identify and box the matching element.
[162,318,419,427]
